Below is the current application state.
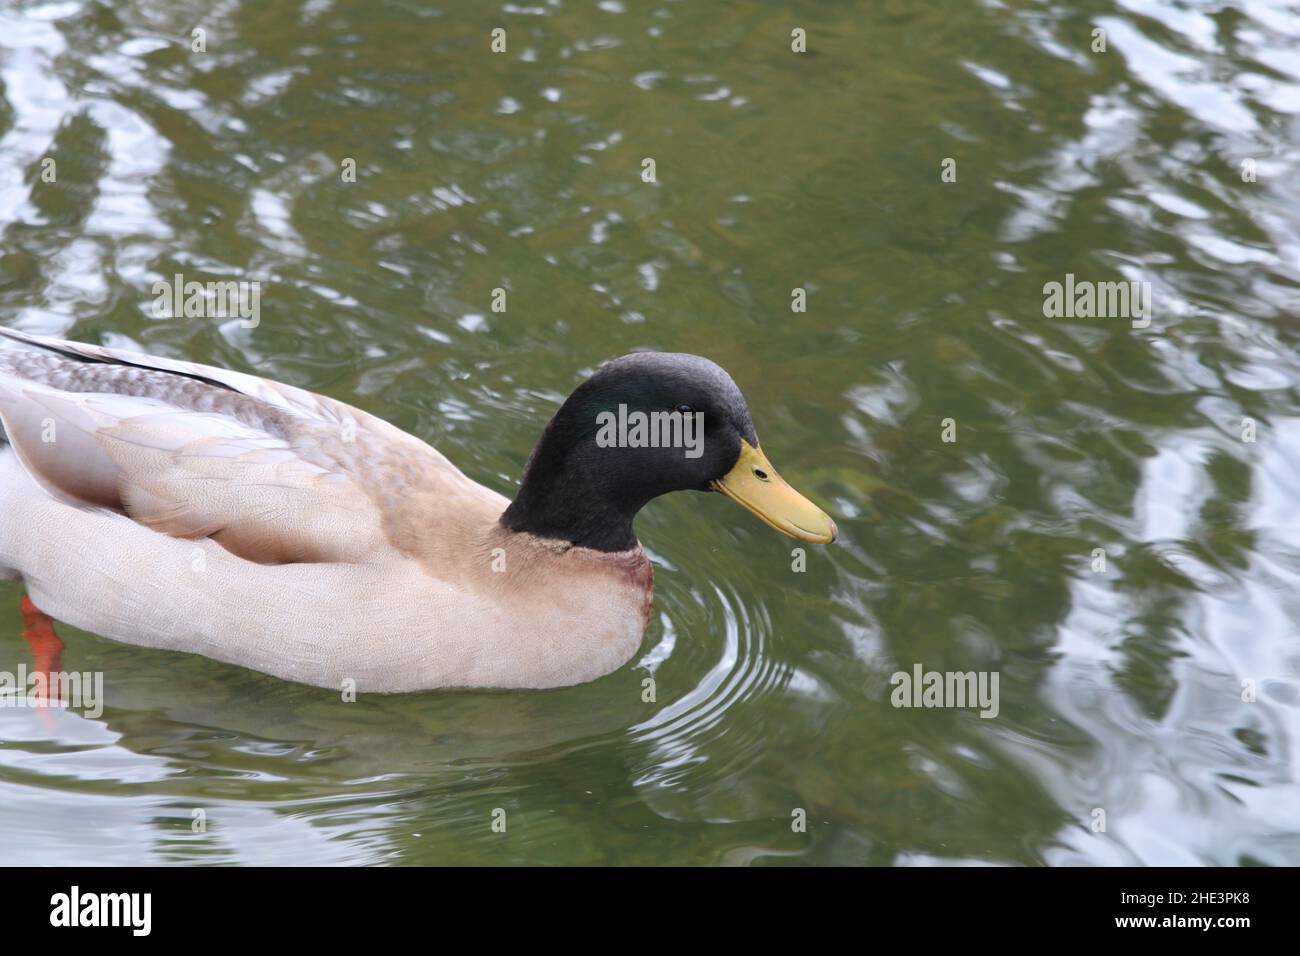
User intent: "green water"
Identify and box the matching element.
[1,0,1299,865]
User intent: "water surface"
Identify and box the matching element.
[1,0,1299,865]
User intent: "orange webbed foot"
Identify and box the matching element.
[20,595,65,707]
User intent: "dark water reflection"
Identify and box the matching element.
[0,0,1298,864]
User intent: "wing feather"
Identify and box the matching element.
[0,334,389,565]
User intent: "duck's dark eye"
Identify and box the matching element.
[676,404,694,415]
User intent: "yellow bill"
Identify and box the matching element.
[711,440,837,544]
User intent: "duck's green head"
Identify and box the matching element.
[500,352,837,552]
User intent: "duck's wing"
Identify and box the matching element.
[0,327,349,424]
[0,328,459,565]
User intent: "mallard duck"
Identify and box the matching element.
[0,328,835,692]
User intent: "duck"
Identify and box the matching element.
[0,327,836,692]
